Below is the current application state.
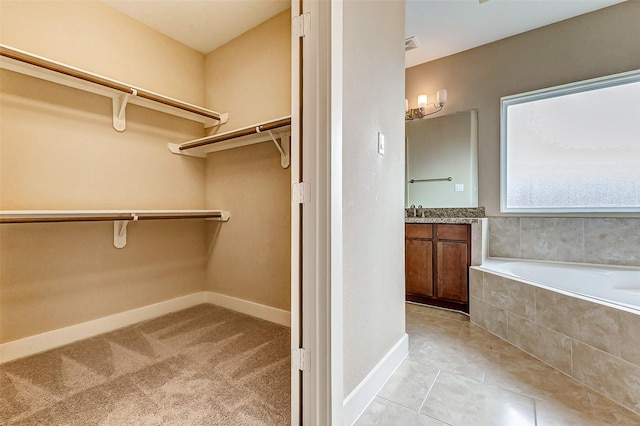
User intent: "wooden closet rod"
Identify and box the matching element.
[0,45,222,122]
[179,117,292,151]
[0,211,225,224]
[2,215,135,224]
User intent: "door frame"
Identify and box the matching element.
[292,0,344,424]
[290,0,302,423]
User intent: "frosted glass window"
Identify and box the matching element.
[500,70,640,213]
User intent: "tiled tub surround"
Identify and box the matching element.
[469,266,640,415]
[481,258,640,310]
[488,217,640,267]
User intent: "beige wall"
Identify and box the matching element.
[0,1,208,342]
[405,1,640,217]
[0,221,207,342]
[0,0,205,104]
[204,10,291,130]
[203,11,291,311]
[0,71,206,210]
[341,0,406,396]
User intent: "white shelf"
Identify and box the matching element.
[0,44,228,131]
[0,210,230,248]
[168,116,291,168]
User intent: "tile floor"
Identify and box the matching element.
[356,303,640,425]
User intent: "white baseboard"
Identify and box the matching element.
[0,291,291,364]
[0,292,208,364]
[343,333,409,426]
[206,291,291,327]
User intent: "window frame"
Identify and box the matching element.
[500,69,640,213]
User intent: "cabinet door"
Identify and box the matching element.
[436,241,468,302]
[405,239,433,297]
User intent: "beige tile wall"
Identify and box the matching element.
[469,268,640,414]
[487,217,640,267]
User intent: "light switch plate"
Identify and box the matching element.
[378,132,384,155]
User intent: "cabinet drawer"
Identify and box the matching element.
[436,224,468,241]
[405,224,433,239]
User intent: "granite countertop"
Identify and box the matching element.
[405,217,481,224]
[405,207,485,224]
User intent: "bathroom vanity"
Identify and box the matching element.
[405,208,486,313]
[405,222,470,312]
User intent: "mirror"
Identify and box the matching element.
[405,109,478,208]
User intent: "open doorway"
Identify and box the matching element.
[0,1,303,424]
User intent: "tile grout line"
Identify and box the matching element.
[570,336,574,380]
[417,369,441,414]
[616,309,621,360]
[517,217,522,259]
[585,386,597,417]
[581,218,585,263]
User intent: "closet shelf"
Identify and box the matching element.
[168,116,291,168]
[0,210,230,249]
[0,210,230,223]
[0,44,228,131]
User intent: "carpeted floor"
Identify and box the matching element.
[0,304,291,425]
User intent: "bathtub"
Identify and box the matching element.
[478,257,640,312]
[470,258,640,414]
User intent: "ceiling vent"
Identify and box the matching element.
[405,36,419,52]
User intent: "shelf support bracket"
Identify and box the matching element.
[113,214,138,248]
[265,130,290,169]
[114,220,128,248]
[112,89,137,132]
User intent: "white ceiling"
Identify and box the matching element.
[405,0,626,68]
[101,0,626,67]
[101,0,290,54]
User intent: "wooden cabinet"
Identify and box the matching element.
[406,239,433,297]
[405,223,470,312]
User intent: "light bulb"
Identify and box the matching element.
[417,94,428,109]
[436,89,448,107]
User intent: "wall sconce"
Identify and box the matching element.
[405,89,448,120]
